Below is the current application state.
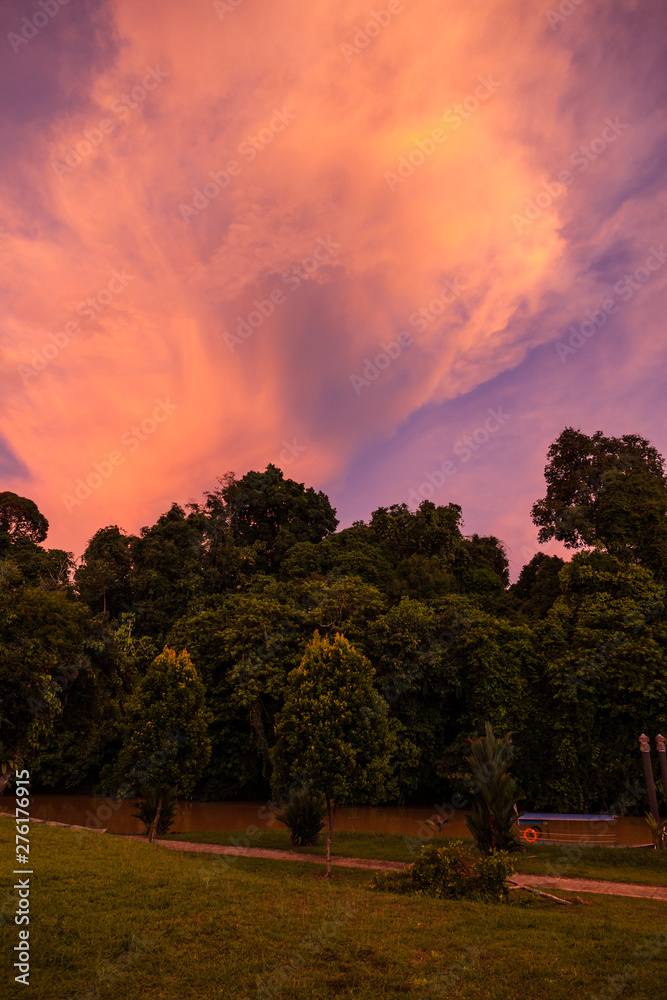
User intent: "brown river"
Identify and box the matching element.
[0,795,653,846]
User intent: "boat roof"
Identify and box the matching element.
[518,813,616,822]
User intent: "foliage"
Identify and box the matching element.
[75,526,135,618]
[510,552,565,620]
[0,491,49,545]
[0,581,89,791]
[369,840,515,901]
[644,812,667,850]
[532,427,667,577]
[272,631,399,805]
[210,464,339,570]
[8,431,667,814]
[464,723,524,854]
[275,784,325,846]
[132,785,178,836]
[115,647,212,798]
[536,552,667,811]
[272,631,401,873]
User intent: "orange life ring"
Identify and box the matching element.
[523,827,538,843]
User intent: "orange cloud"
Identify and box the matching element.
[0,0,665,563]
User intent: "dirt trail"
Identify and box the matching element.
[152,839,406,871]
[152,838,667,899]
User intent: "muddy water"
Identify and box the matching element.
[0,795,654,845]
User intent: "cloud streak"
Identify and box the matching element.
[0,0,665,572]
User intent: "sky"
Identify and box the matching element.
[1,0,666,579]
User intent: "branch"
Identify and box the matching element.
[508,881,572,905]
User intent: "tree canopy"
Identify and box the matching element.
[532,428,667,577]
[2,437,664,820]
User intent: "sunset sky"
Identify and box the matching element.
[1,0,666,577]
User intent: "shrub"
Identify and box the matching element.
[369,840,514,902]
[132,785,178,837]
[276,785,325,847]
[465,722,524,855]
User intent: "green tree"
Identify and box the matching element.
[211,465,338,570]
[115,647,212,840]
[536,551,667,811]
[131,505,208,639]
[167,583,309,799]
[510,552,564,620]
[31,615,136,794]
[0,492,49,547]
[0,584,88,792]
[464,722,523,854]
[75,526,135,617]
[272,631,399,875]
[532,428,667,577]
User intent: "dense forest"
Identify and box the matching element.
[1,427,666,813]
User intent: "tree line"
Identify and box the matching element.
[1,427,666,813]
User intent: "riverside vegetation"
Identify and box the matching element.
[1,426,666,823]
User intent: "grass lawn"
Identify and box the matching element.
[2,823,666,998]
[161,827,667,887]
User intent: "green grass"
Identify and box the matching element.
[3,824,664,998]
[159,827,667,887]
[513,842,667,887]
[161,827,425,862]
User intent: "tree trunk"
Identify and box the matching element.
[149,790,163,843]
[325,795,334,878]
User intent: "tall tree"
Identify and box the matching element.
[272,631,400,875]
[537,551,667,811]
[532,428,667,577]
[510,552,565,620]
[131,504,208,638]
[115,647,212,840]
[0,584,88,792]
[0,492,49,547]
[75,526,135,617]
[212,465,338,569]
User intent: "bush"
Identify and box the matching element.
[276,785,325,847]
[465,722,524,855]
[369,840,514,902]
[132,785,178,837]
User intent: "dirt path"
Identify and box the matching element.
[510,872,667,901]
[153,839,407,871]
[152,839,667,899]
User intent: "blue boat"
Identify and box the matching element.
[516,812,618,844]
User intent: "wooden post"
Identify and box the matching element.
[656,735,667,809]
[639,734,660,822]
